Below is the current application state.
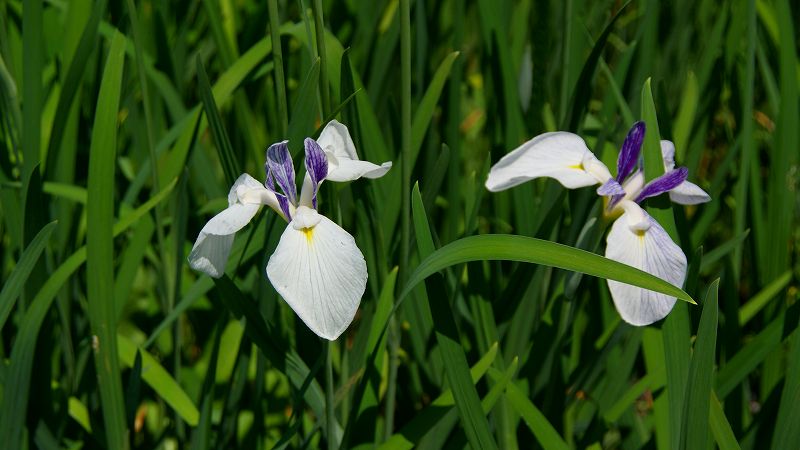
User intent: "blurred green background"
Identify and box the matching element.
[0,0,798,448]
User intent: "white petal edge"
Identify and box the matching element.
[266,213,367,340]
[326,158,393,182]
[658,141,710,205]
[669,181,711,205]
[188,203,260,278]
[317,120,393,182]
[605,202,687,326]
[317,119,358,160]
[485,132,611,192]
[660,140,677,171]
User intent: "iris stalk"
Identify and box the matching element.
[268,0,289,135]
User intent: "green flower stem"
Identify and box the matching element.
[268,0,289,135]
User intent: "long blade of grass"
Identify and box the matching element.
[197,56,240,184]
[85,29,128,450]
[739,271,792,326]
[503,381,570,450]
[43,0,105,178]
[680,279,720,450]
[562,0,631,131]
[709,391,742,450]
[399,234,695,305]
[117,334,199,426]
[378,344,499,450]
[411,183,498,450]
[287,58,320,154]
[0,221,56,330]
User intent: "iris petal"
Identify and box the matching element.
[485,132,612,192]
[605,202,687,326]
[188,203,260,278]
[616,121,645,183]
[317,120,392,182]
[669,180,712,205]
[300,138,328,208]
[189,174,281,277]
[635,167,688,203]
[266,212,367,340]
[658,140,711,204]
[266,141,298,205]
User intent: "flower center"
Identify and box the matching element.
[291,205,322,231]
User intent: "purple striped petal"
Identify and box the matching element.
[266,141,297,205]
[597,179,625,197]
[635,167,689,203]
[304,138,328,209]
[616,122,645,183]
[264,170,292,220]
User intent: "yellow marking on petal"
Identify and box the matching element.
[635,229,646,242]
[302,227,314,242]
[568,163,585,171]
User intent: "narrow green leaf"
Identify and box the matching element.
[503,381,570,450]
[739,271,792,326]
[411,184,498,450]
[562,0,631,131]
[379,344,499,450]
[771,318,800,449]
[68,397,92,433]
[85,29,129,450]
[197,56,240,184]
[716,312,784,399]
[117,334,199,426]
[409,51,459,166]
[709,391,741,450]
[399,235,695,305]
[0,221,56,330]
[681,279,720,450]
[44,0,105,177]
[699,230,750,273]
[764,0,798,281]
[287,59,320,154]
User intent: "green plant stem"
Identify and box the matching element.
[268,0,288,135]
[313,0,330,118]
[326,340,336,450]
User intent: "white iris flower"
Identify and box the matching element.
[486,122,710,326]
[188,120,392,340]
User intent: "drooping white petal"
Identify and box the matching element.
[317,120,392,182]
[605,201,687,326]
[669,180,711,205]
[266,207,367,340]
[188,203,260,278]
[189,174,280,278]
[326,156,393,182]
[485,132,612,192]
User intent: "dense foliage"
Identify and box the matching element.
[0,0,798,449]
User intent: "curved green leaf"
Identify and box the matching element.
[400,234,695,305]
[117,334,199,426]
[0,221,57,330]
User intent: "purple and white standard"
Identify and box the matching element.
[188,120,392,340]
[485,122,710,326]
